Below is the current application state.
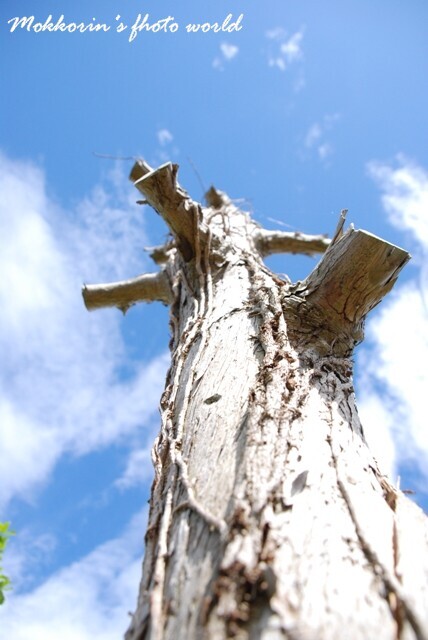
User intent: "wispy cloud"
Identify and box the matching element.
[357,157,428,487]
[3,530,58,594]
[213,42,239,70]
[265,27,304,72]
[304,122,322,148]
[157,128,173,147]
[302,113,340,163]
[115,447,153,490]
[368,157,428,245]
[0,151,168,510]
[153,128,178,164]
[1,509,147,639]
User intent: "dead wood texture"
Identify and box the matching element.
[83,160,428,640]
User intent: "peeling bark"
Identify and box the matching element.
[84,160,428,640]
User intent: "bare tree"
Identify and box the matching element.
[83,160,428,640]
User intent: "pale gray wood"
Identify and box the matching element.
[131,161,198,261]
[82,271,172,312]
[254,228,330,256]
[84,159,428,640]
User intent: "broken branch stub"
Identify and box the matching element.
[144,243,175,265]
[204,186,233,209]
[254,228,331,256]
[83,159,410,343]
[306,228,410,321]
[284,227,410,356]
[130,160,197,261]
[82,271,172,312]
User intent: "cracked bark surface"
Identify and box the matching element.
[83,160,428,640]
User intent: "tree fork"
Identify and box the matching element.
[83,160,428,640]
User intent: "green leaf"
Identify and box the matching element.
[0,521,14,605]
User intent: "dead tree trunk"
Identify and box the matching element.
[83,160,428,640]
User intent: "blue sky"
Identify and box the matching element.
[1,0,428,636]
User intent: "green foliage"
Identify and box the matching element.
[0,522,14,604]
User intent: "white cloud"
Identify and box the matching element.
[318,143,333,160]
[357,158,428,484]
[0,152,169,509]
[266,27,286,40]
[152,129,179,165]
[1,510,147,640]
[280,31,303,63]
[368,157,428,246]
[157,128,173,147]
[2,529,58,593]
[302,113,340,163]
[213,42,239,70]
[270,57,286,72]
[115,447,153,489]
[266,28,304,71]
[220,43,239,60]
[293,74,306,93]
[356,392,396,480]
[304,123,322,148]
